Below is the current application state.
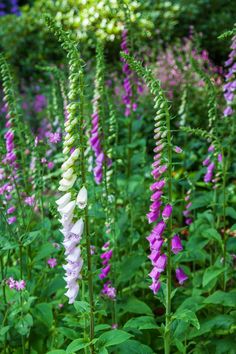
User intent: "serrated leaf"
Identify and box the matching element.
[74,300,90,314]
[173,309,200,330]
[34,303,53,328]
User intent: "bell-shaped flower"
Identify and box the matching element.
[76,186,87,209]
[70,218,84,236]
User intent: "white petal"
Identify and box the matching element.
[61,157,74,171]
[62,168,74,179]
[66,247,81,262]
[59,200,76,216]
[76,186,87,209]
[71,148,80,161]
[70,218,84,236]
[59,175,76,189]
[56,192,71,207]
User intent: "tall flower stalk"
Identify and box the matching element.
[46,17,95,352]
[122,53,186,354]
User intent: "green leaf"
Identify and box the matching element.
[74,301,90,314]
[202,266,226,287]
[173,309,200,330]
[124,316,158,330]
[188,315,234,339]
[203,228,222,244]
[118,255,145,283]
[58,327,77,340]
[22,230,41,246]
[98,348,108,354]
[97,330,133,348]
[33,243,56,262]
[47,351,66,354]
[122,298,153,315]
[66,338,90,354]
[116,339,154,353]
[15,314,33,336]
[226,207,236,219]
[34,303,53,328]
[0,326,10,336]
[204,290,236,307]
[174,339,185,353]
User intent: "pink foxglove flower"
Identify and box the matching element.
[176,268,188,285]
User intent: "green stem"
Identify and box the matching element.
[222,148,227,291]
[164,107,173,354]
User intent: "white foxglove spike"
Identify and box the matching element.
[76,186,87,209]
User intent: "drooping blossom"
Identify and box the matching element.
[176,268,188,285]
[171,235,183,254]
[183,189,193,226]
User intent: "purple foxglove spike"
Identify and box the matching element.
[149,280,161,294]
[149,267,161,281]
[162,204,172,221]
[153,254,167,272]
[152,159,161,168]
[171,235,183,254]
[176,268,188,285]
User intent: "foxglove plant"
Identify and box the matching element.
[122,53,186,354]
[46,16,95,351]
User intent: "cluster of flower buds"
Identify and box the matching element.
[99,221,116,300]
[183,189,193,225]
[0,101,18,224]
[120,29,138,117]
[203,144,222,188]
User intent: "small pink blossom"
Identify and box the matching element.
[47,258,57,268]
